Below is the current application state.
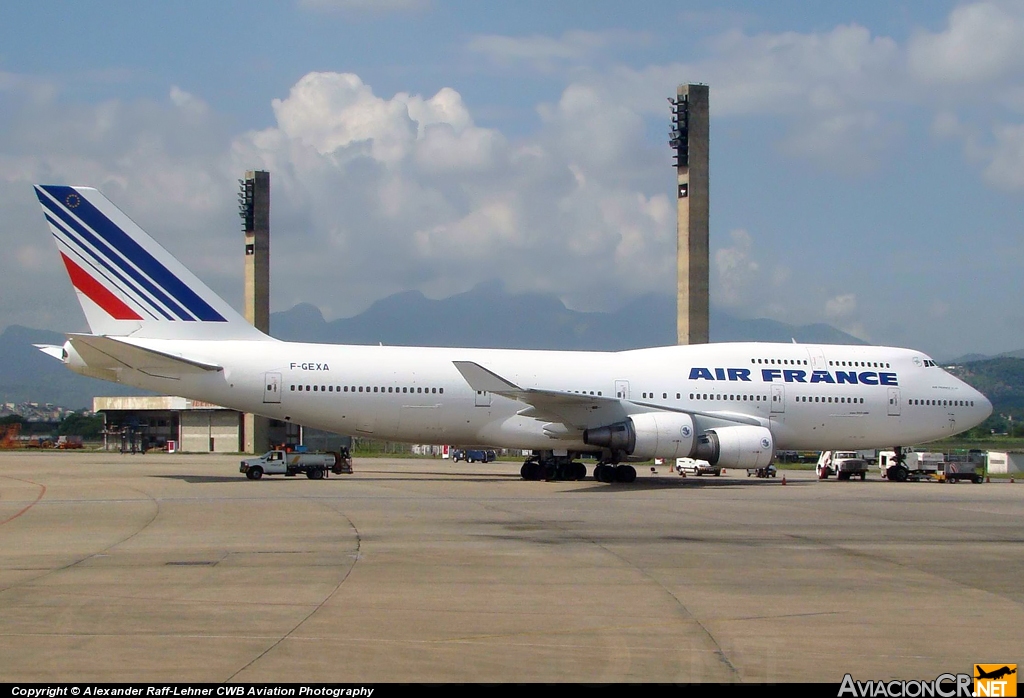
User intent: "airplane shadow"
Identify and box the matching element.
[150,472,814,489]
[154,475,250,484]
[568,476,814,492]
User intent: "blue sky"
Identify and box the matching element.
[1,0,1022,359]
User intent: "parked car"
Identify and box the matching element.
[452,449,497,463]
[675,457,721,476]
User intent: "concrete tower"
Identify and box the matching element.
[670,84,710,345]
[240,170,270,453]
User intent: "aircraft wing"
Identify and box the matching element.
[453,360,765,433]
[453,360,624,430]
[67,334,223,380]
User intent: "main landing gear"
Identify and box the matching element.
[594,463,637,483]
[520,453,587,481]
[519,451,637,483]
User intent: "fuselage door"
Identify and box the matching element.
[615,380,630,400]
[887,388,901,416]
[771,384,785,413]
[263,372,282,404]
[807,347,827,371]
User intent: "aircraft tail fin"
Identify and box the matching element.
[35,185,265,341]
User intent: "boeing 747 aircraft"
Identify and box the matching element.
[33,185,992,482]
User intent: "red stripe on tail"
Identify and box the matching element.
[60,253,142,321]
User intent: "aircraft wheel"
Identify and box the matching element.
[574,462,587,480]
[520,462,531,480]
[618,465,637,483]
[249,467,263,480]
[888,465,909,482]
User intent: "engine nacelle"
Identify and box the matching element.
[583,412,696,460]
[691,425,774,469]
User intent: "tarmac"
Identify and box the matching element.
[1,451,1022,683]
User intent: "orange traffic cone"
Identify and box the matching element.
[721,469,727,475]
[781,474,787,485]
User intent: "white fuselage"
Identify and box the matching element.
[87,338,992,452]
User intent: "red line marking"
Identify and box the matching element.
[0,476,47,526]
[60,252,142,320]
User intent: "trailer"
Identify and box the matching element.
[878,450,985,483]
[938,452,986,484]
[240,449,352,480]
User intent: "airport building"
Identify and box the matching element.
[92,396,288,453]
[987,451,1024,474]
[92,396,350,454]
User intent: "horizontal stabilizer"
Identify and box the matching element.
[34,344,64,361]
[68,334,222,380]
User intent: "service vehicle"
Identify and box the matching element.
[56,435,84,449]
[240,449,352,480]
[879,449,985,483]
[675,457,721,476]
[452,448,497,463]
[747,464,777,478]
[816,451,870,480]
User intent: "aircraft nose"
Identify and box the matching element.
[978,391,993,421]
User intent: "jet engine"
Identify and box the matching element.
[584,416,775,468]
[691,425,774,469]
[583,412,696,460]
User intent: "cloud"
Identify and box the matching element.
[981,122,1024,190]
[713,229,760,308]
[466,30,648,73]
[825,293,857,320]
[225,72,674,316]
[824,293,868,341]
[908,1,1024,86]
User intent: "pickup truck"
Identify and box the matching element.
[240,450,352,480]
